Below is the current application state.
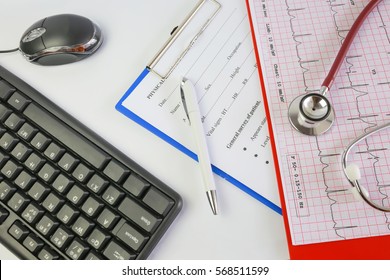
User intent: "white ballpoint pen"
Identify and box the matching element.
[180,77,218,215]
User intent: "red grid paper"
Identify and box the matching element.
[248,0,390,246]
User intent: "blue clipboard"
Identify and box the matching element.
[115,0,281,215]
[116,67,282,215]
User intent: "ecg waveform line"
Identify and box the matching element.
[285,2,320,95]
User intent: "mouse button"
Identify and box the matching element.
[41,14,94,48]
[35,53,81,66]
[19,19,46,55]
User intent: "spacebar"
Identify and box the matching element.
[23,103,110,169]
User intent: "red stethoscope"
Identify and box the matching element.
[288,0,383,136]
[287,0,390,212]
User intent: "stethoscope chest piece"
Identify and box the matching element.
[286,0,383,137]
[288,92,335,136]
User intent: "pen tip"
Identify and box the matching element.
[206,190,218,215]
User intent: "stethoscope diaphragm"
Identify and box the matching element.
[288,92,335,136]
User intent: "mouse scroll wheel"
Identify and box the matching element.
[22,27,47,43]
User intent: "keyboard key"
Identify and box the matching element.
[81,196,103,217]
[44,142,64,161]
[8,91,30,111]
[18,123,37,141]
[31,132,50,151]
[1,160,22,179]
[14,171,35,190]
[28,182,50,202]
[0,152,9,168]
[0,104,12,122]
[51,226,74,249]
[24,153,45,172]
[118,197,161,233]
[23,234,44,254]
[87,174,108,194]
[56,204,79,225]
[142,187,173,215]
[0,132,18,151]
[42,193,64,213]
[11,142,32,161]
[38,163,58,183]
[116,222,147,252]
[24,103,111,169]
[85,251,102,260]
[123,173,149,197]
[52,174,73,194]
[8,220,29,240]
[36,214,59,236]
[0,181,16,201]
[97,208,119,229]
[0,80,15,100]
[7,192,30,213]
[103,160,129,183]
[102,185,124,206]
[103,240,135,260]
[38,246,60,260]
[66,185,88,205]
[5,113,24,131]
[66,239,89,260]
[72,163,93,183]
[87,228,110,250]
[21,203,44,224]
[71,216,94,237]
[58,153,78,172]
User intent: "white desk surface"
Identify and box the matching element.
[0,0,289,260]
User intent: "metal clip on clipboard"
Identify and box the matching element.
[147,0,221,80]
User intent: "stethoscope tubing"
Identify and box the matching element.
[342,122,390,212]
[322,0,383,89]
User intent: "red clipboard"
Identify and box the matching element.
[245,0,390,260]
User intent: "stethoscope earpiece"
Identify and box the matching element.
[344,164,367,201]
[341,123,390,212]
[344,163,361,181]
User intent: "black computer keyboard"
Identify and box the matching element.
[0,65,182,260]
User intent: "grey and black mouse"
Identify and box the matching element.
[19,14,103,66]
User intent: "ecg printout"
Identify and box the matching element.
[119,0,281,211]
[249,0,390,245]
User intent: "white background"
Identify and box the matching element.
[0,0,288,260]
[2,260,389,280]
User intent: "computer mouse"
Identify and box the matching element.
[19,14,103,66]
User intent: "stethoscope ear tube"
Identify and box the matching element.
[342,123,390,212]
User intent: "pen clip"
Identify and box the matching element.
[180,78,191,125]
